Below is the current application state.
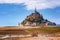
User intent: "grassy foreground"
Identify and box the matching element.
[26,27,60,34]
[0,27,60,35]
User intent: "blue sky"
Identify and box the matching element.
[0,0,60,26]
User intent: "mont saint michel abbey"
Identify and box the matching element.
[18,9,56,27]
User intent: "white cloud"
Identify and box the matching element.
[0,0,60,10]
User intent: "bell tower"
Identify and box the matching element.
[35,8,38,13]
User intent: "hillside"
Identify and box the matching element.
[21,10,56,26]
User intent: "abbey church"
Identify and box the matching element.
[19,9,56,27]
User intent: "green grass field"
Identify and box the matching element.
[0,27,60,35]
[26,27,60,34]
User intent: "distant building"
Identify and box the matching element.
[20,9,56,27]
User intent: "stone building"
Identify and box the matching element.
[20,9,56,27]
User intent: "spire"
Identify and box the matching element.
[35,8,37,12]
[34,8,39,14]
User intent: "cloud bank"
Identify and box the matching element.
[0,0,60,10]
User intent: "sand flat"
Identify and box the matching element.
[19,37,60,40]
[1,37,60,40]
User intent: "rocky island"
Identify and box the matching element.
[20,9,56,27]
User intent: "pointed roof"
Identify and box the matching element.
[34,8,39,14]
[35,8,37,12]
